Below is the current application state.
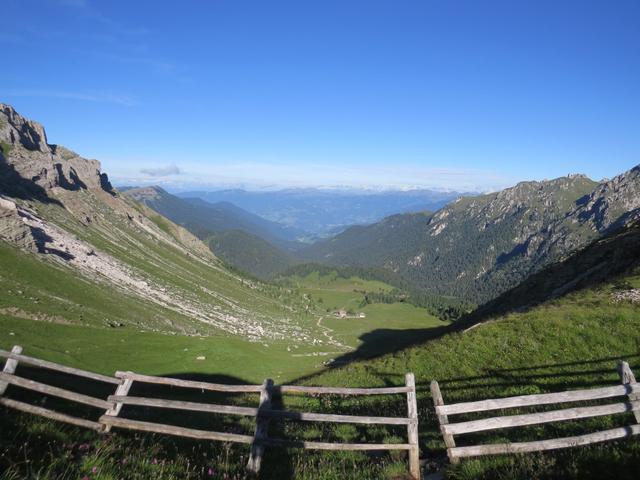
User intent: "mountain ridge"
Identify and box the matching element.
[301,168,640,304]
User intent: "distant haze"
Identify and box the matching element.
[109,162,508,194]
[175,187,463,238]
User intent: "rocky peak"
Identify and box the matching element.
[0,103,113,195]
[0,104,50,154]
[571,163,640,231]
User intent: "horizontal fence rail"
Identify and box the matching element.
[0,349,120,384]
[0,346,421,479]
[431,361,640,464]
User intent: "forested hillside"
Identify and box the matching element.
[302,170,640,304]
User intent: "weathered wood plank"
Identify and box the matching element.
[618,361,640,423]
[0,372,113,409]
[0,397,102,431]
[115,371,262,392]
[98,415,413,451]
[437,384,637,415]
[263,409,412,425]
[431,380,457,464]
[116,372,409,395]
[0,349,119,385]
[102,378,134,433]
[444,401,638,435]
[0,346,22,396]
[450,424,640,458]
[262,438,413,450]
[247,379,274,474]
[618,361,637,384]
[99,415,255,443]
[406,373,421,479]
[278,385,411,395]
[108,395,412,425]
[109,395,259,416]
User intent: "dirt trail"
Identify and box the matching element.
[316,315,348,349]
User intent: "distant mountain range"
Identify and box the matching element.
[176,188,463,238]
[122,186,300,277]
[123,186,303,250]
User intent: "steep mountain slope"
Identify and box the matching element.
[123,186,300,278]
[303,170,640,304]
[207,229,297,278]
[124,186,304,248]
[0,104,318,342]
[179,187,462,238]
[464,220,640,324]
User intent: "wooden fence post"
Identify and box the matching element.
[405,373,421,479]
[0,346,23,396]
[430,380,458,464]
[102,373,134,433]
[618,361,639,423]
[247,378,273,475]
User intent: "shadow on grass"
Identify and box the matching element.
[4,352,640,479]
[324,354,640,395]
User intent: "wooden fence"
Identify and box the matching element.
[0,346,420,478]
[431,361,640,463]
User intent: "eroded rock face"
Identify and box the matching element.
[0,195,38,251]
[0,103,113,193]
[0,103,49,153]
[571,166,640,231]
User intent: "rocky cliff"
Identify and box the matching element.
[0,103,112,195]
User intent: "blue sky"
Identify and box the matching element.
[3,0,639,191]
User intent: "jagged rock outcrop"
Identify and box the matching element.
[570,166,640,231]
[0,103,113,193]
[0,195,38,251]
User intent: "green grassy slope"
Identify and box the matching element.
[1,225,640,479]
[284,271,448,351]
[2,232,639,479]
[0,269,447,381]
[5,187,324,341]
[305,244,640,479]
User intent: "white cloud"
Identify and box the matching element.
[140,164,182,177]
[107,159,514,193]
